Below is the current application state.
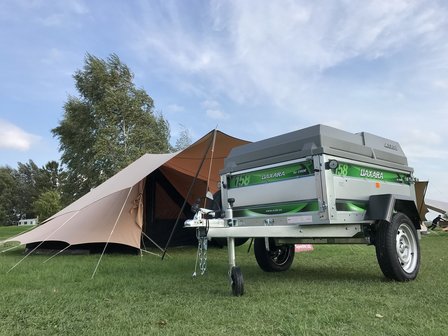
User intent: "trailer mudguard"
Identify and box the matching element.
[365,194,421,229]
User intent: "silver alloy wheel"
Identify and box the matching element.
[269,246,292,266]
[396,223,418,273]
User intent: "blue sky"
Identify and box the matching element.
[0,0,447,202]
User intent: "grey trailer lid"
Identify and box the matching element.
[222,124,412,173]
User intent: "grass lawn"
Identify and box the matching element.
[1,226,447,336]
[0,225,36,241]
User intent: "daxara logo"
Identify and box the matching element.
[360,169,384,180]
[261,171,285,180]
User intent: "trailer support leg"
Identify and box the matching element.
[227,237,244,296]
[227,237,236,268]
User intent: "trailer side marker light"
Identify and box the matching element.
[295,244,314,253]
[375,182,381,188]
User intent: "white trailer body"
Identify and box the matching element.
[185,125,421,295]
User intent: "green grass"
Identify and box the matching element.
[0,225,35,241]
[1,227,448,336]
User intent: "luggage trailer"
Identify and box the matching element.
[185,125,421,296]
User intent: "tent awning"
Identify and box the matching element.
[46,153,177,222]
[425,199,448,214]
[5,130,249,250]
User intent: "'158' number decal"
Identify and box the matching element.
[335,163,349,177]
[231,174,250,187]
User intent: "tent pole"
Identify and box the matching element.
[43,244,72,263]
[140,249,162,257]
[204,127,218,207]
[162,130,216,259]
[141,231,165,254]
[91,186,133,279]
[0,244,23,254]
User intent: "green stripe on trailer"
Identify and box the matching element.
[233,200,319,218]
[336,200,368,212]
[228,160,314,189]
[333,162,411,184]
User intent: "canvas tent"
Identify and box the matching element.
[415,181,429,220]
[425,198,448,215]
[5,130,249,253]
[414,181,448,219]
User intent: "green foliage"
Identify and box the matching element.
[36,161,61,192]
[33,190,62,222]
[0,161,63,226]
[0,232,447,335]
[53,53,171,204]
[174,124,193,151]
[12,160,40,220]
[0,167,17,226]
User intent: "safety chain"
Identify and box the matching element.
[193,226,208,277]
[198,233,208,275]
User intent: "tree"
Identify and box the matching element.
[0,161,64,225]
[0,167,17,225]
[35,161,60,192]
[52,53,171,203]
[174,124,193,151]
[33,190,62,222]
[12,160,40,220]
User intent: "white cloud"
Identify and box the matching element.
[433,80,448,90]
[2,0,447,198]
[36,0,89,26]
[40,48,64,65]
[130,0,448,113]
[166,104,185,113]
[206,109,229,120]
[37,13,65,27]
[0,120,40,151]
[201,100,229,120]
[201,100,220,110]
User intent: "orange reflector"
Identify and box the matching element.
[376,182,381,188]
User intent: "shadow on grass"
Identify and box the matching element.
[236,257,384,284]
[180,263,387,298]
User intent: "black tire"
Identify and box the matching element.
[230,266,244,296]
[254,238,295,272]
[375,213,420,281]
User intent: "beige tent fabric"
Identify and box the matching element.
[414,181,429,220]
[414,181,448,220]
[426,199,448,214]
[130,180,145,230]
[46,153,177,223]
[5,130,249,250]
[4,155,175,249]
[6,185,142,247]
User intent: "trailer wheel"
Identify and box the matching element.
[375,213,420,281]
[230,266,244,296]
[254,238,295,272]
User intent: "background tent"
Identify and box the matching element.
[414,181,429,220]
[414,181,447,219]
[5,130,249,253]
[425,199,448,215]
